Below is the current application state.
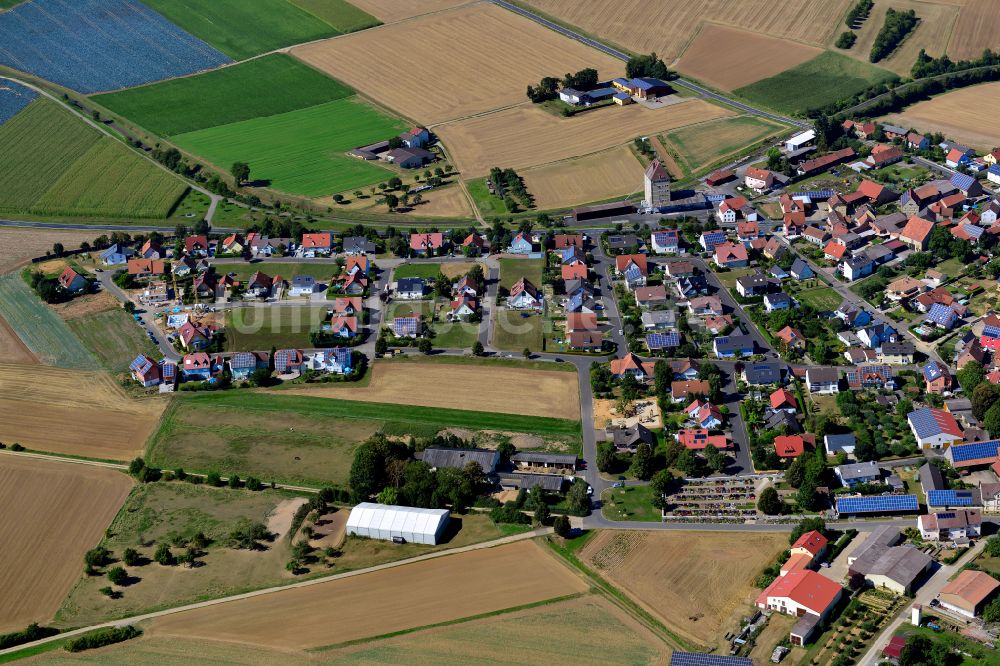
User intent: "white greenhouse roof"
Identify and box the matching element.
[346,502,449,536]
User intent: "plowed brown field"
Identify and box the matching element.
[149,539,586,649]
[581,530,786,645]
[0,364,167,459]
[523,0,852,60]
[675,24,822,90]
[522,146,645,210]
[437,99,732,177]
[0,455,132,632]
[0,314,36,364]
[283,361,580,420]
[949,0,1000,60]
[886,82,1000,151]
[291,3,625,124]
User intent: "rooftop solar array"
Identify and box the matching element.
[927,490,976,507]
[908,407,957,439]
[670,653,753,666]
[949,440,1000,463]
[129,355,154,374]
[835,494,918,514]
[393,317,418,335]
[925,303,957,327]
[647,332,680,349]
[923,361,946,381]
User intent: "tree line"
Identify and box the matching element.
[844,0,873,28]
[870,8,918,63]
[912,48,1000,79]
[526,67,598,102]
[625,52,672,80]
[488,166,533,212]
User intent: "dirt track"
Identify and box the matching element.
[283,362,580,420]
[0,455,133,632]
[0,364,167,460]
[148,539,586,649]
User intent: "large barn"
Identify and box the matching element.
[346,503,450,545]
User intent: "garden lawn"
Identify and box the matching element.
[431,320,479,348]
[393,263,449,280]
[224,305,328,350]
[735,51,896,116]
[173,98,405,196]
[796,286,841,312]
[494,310,544,352]
[143,0,341,60]
[93,54,354,136]
[222,262,341,282]
[714,267,756,290]
[601,485,661,522]
[67,308,159,373]
[288,0,379,32]
[499,257,544,289]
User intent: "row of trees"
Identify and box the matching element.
[912,48,1000,79]
[844,0,873,28]
[525,68,599,102]
[487,166,532,211]
[870,9,919,63]
[625,52,671,80]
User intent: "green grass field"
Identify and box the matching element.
[224,306,328,350]
[222,262,341,282]
[94,55,354,136]
[148,391,580,486]
[735,51,896,116]
[393,263,450,280]
[499,258,544,290]
[663,116,788,175]
[143,0,342,59]
[0,100,186,218]
[173,98,405,196]
[601,485,661,521]
[431,320,479,349]
[494,310,544,352]
[289,0,379,32]
[796,286,842,312]
[67,308,160,373]
[466,178,510,216]
[0,273,99,369]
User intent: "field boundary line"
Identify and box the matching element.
[0,528,552,658]
[307,591,586,652]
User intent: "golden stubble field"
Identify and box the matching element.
[283,361,581,420]
[291,3,625,125]
[0,455,133,632]
[886,82,1000,151]
[523,0,853,61]
[581,530,787,646]
[0,364,168,459]
[949,0,1000,61]
[675,24,822,90]
[148,539,587,650]
[0,227,96,274]
[522,146,645,210]
[437,99,733,177]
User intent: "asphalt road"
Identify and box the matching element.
[490,0,809,129]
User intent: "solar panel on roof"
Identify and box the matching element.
[129,355,152,374]
[939,512,956,520]
[670,653,753,666]
[835,494,918,514]
[647,332,680,349]
[950,440,1000,463]
[927,490,975,507]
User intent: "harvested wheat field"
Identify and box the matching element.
[838,0,959,76]
[523,146,645,210]
[949,0,1000,60]
[401,184,474,217]
[581,530,786,646]
[0,364,167,459]
[292,3,624,124]
[439,99,733,177]
[284,362,580,420]
[0,455,132,632]
[675,24,822,90]
[886,82,1000,151]
[0,227,95,274]
[0,314,36,364]
[524,0,852,62]
[347,0,473,23]
[149,539,586,650]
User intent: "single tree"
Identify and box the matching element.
[552,513,571,537]
[106,566,127,586]
[122,548,140,567]
[154,543,174,566]
[630,442,653,480]
[231,162,250,186]
[472,340,485,356]
[757,486,783,515]
[52,242,64,255]
[522,348,531,360]
[418,337,433,354]
[533,501,550,526]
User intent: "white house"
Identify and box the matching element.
[918,510,982,542]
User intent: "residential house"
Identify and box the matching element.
[177,322,213,351]
[611,353,655,382]
[835,461,881,487]
[634,285,668,309]
[181,352,215,381]
[907,132,929,150]
[703,314,733,334]
[332,296,363,316]
[508,277,543,310]
[462,233,487,255]
[886,276,926,302]
[918,510,982,542]
[825,433,856,456]
[735,273,777,298]
[745,166,776,193]
[687,295,723,316]
[925,302,959,330]
[289,275,319,297]
[410,232,445,256]
[129,354,161,387]
[274,349,303,376]
[507,232,533,254]
[325,316,358,338]
[790,258,814,280]
[342,236,376,255]
[57,267,87,293]
[699,229,727,252]
[908,407,964,449]
[775,435,807,459]
[671,379,710,402]
[399,127,430,148]
[755,571,843,642]
[665,260,696,279]
[615,254,648,288]
[677,429,731,450]
[802,226,830,246]
[713,241,749,269]
[947,148,971,169]
[823,241,847,263]
[878,341,914,364]
[713,335,754,358]
[857,322,896,349]
[840,254,874,282]
[923,360,953,394]
[392,316,421,338]
[951,171,983,197]
[228,351,269,381]
[675,275,709,300]
[218,234,244,256]
[743,362,783,386]
[554,234,585,250]
[99,243,133,266]
[303,348,352,374]
[770,388,798,413]
[607,423,655,452]
[570,329,604,351]
[607,234,643,254]
[137,238,161,259]
[835,302,871,328]
[345,256,369,277]
[127,259,165,279]
[396,277,425,300]
[764,292,792,313]
[806,367,840,394]
[846,364,895,390]
[184,235,210,257]
[651,229,680,254]
[866,143,903,168]
[245,271,276,299]
[685,399,723,429]
[773,325,805,351]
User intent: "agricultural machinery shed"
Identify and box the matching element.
[346,503,450,545]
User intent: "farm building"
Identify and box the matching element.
[938,570,1000,618]
[346,503,450,545]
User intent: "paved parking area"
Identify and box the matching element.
[821,532,868,583]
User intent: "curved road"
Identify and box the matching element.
[491,0,810,129]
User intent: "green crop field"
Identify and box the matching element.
[0,273,99,369]
[143,0,342,60]
[67,308,159,373]
[289,0,379,32]
[735,51,896,116]
[173,98,405,196]
[93,55,354,137]
[148,391,580,486]
[0,99,186,218]
[224,305,328,350]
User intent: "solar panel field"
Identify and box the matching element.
[142,0,344,60]
[93,55,354,137]
[172,98,405,196]
[0,0,230,93]
[0,99,186,218]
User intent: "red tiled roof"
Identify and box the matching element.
[301,232,332,248]
[791,530,828,556]
[770,388,798,410]
[901,215,934,243]
[757,570,841,616]
[823,241,846,260]
[615,254,648,275]
[677,429,731,450]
